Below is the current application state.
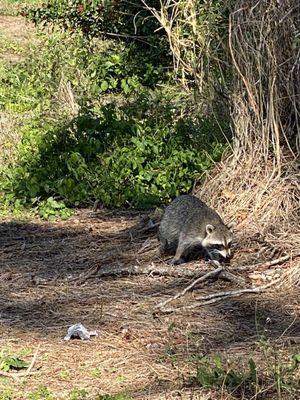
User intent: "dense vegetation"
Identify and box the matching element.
[0,0,231,218]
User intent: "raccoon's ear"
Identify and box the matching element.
[227,222,235,232]
[206,224,215,235]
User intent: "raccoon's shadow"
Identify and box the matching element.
[163,244,209,263]
[162,244,230,265]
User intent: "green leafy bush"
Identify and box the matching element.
[0,100,227,211]
[196,354,257,391]
[23,0,162,42]
[22,0,170,86]
[0,16,229,217]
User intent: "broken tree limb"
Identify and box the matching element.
[194,278,280,302]
[159,279,281,313]
[76,262,245,285]
[154,266,224,311]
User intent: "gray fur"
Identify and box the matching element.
[158,195,232,265]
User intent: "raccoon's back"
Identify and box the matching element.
[159,195,221,242]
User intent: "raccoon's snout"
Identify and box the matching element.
[208,243,232,259]
[217,247,231,259]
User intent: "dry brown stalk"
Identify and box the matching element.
[197,1,300,288]
[142,0,225,94]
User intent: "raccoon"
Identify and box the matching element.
[158,194,233,265]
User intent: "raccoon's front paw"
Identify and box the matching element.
[159,244,167,255]
[171,257,185,265]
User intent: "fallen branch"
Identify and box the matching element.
[75,262,245,285]
[194,279,279,302]
[25,344,40,376]
[233,252,300,272]
[154,266,224,311]
[160,279,281,313]
[0,370,38,379]
[0,370,20,379]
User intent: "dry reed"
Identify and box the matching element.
[200,1,300,285]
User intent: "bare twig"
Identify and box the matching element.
[160,279,281,313]
[194,279,279,302]
[154,266,224,311]
[234,252,300,272]
[25,344,40,376]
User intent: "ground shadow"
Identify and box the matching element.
[1,212,298,341]
[1,211,299,399]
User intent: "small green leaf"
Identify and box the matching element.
[100,80,109,91]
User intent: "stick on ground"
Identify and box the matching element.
[179,278,281,311]
[154,265,224,311]
[234,253,299,271]
[75,262,245,285]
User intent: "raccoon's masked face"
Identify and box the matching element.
[202,223,233,259]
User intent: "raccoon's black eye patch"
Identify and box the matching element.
[214,244,225,250]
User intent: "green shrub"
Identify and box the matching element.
[195,352,300,397]
[0,17,229,217]
[23,0,163,43]
[68,388,88,400]
[96,395,131,400]
[196,354,257,391]
[0,100,227,212]
[23,0,170,86]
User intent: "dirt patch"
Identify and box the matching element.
[0,15,34,43]
[0,210,299,399]
[0,15,35,62]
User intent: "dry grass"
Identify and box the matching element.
[198,154,299,254]
[196,0,300,287]
[0,112,23,166]
[0,14,36,64]
[143,0,226,96]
